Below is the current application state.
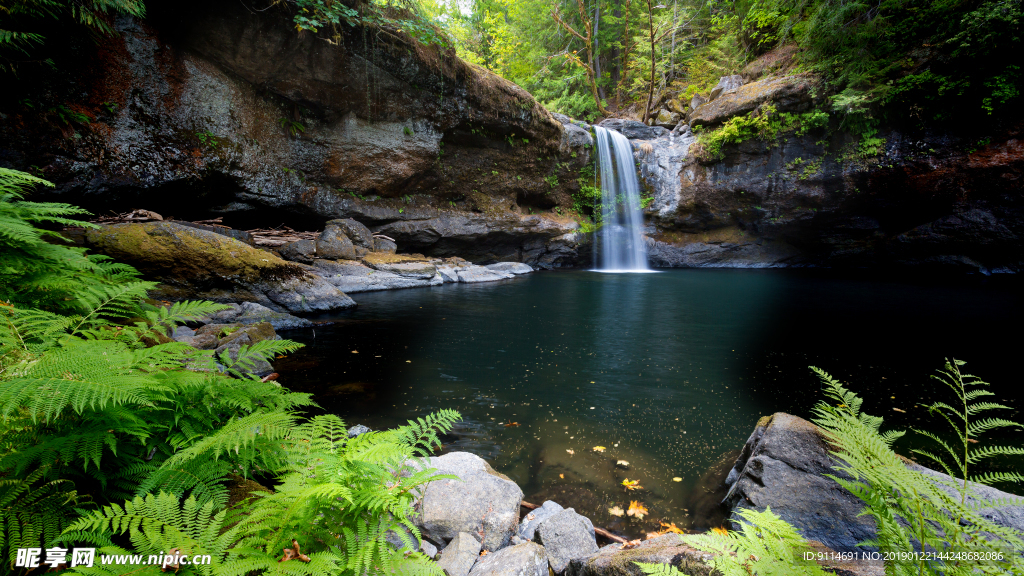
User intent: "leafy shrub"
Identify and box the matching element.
[0,168,463,574]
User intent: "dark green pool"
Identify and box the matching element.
[275,269,1022,537]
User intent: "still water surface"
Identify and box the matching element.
[276,269,1022,537]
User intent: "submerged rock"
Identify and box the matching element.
[416,452,524,551]
[467,542,549,576]
[437,532,482,576]
[86,222,355,313]
[346,424,371,438]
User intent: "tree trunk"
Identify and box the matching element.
[670,0,677,80]
[616,0,633,108]
[594,2,606,101]
[642,0,657,125]
[552,0,609,117]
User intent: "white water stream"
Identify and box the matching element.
[593,126,651,272]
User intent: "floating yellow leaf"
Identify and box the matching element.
[592,446,606,452]
[616,460,630,467]
[711,526,729,536]
[559,474,564,479]
[659,521,684,534]
[672,477,682,482]
[621,478,642,491]
[608,506,624,516]
[627,501,648,519]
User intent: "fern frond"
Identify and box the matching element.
[634,562,688,576]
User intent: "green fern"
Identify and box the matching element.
[637,507,828,576]
[64,412,461,576]
[0,168,149,313]
[635,563,686,576]
[913,359,1024,491]
[810,364,1024,575]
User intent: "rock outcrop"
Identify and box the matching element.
[0,0,589,269]
[689,75,814,127]
[722,412,1024,553]
[85,222,356,312]
[619,98,1024,272]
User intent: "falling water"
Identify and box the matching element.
[593,126,651,272]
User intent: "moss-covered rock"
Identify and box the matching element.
[86,222,355,313]
[689,76,814,127]
[565,535,716,576]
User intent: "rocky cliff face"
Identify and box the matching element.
[0,0,590,267]
[626,82,1024,273]
[3,1,1020,272]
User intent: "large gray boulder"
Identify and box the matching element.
[722,413,877,553]
[316,222,359,260]
[372,214,580,267]
[279,238,316,263]
[536,508,600,574]
[553,113,595,151]
[689,75,813,127]
[723,412,1024,553]
[518,500,564,541]
[328,218,375,249]
[565,535,715,576]
[373,236,398,253]
[468,542,549,576]
[437,532,483,576]
[436,264,461,283]
[416,452,524,551]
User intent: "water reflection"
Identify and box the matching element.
[276,269,1022,538]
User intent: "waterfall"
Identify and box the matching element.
[593,126,651,272]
